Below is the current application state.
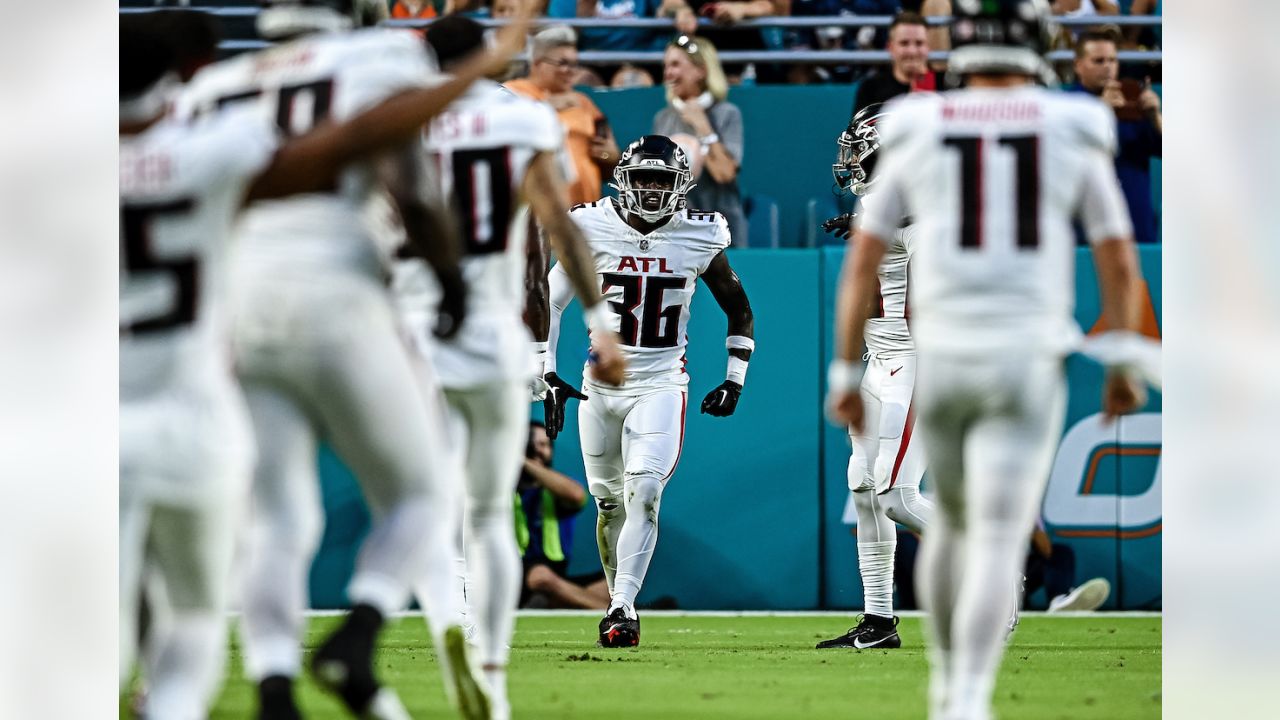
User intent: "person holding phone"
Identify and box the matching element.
[1069,26,1162,244]
[505,26,621,205]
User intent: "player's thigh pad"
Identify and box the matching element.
[148,495,240,612]
[447,379,528,510]
[621,389,688,482]
[847,368,884,493]
[579,392,626,500]
[964,354,1067,529]
[303,283,448,514]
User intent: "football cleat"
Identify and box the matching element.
[1047,577,1111,613]
[815,614,901,650]
[598,607,640,648]
[309,605,405,718]
[256,675,302,720]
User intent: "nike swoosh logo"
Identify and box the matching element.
[889,366,904,376]
[853,635,897,649]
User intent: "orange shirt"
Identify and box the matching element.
[390,1,436,18]
[504,78,605,205]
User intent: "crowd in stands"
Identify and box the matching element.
[372,0,1162,245]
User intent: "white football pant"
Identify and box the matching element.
[233,272,461,681]
[119,373,250,718]
[912,350,1066,720]
[578,387,687,611]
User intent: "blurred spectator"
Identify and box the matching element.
[917,0,950,62]
[653,35,748,246]
[389,0,437,22]
[1067,27,1161,244]
[612,63,656,88]
[142,9,221,82]
[1123,0,1160,49]
[656,0,791,80]
[518,421,611,610]
[786,0,899,83]
[849,11,941,121]
[547,0,664,52]
[1050,0,1119,47]
[505,26,622,205]
[1024,523,1112,612]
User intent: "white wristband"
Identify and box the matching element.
[726,355,749,386]
[827,358,864,394]
[584,303,612,330]
[699,133,720,146]
[531,341,548,371]
[726,335,755,352]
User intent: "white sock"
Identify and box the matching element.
[858,540,896,618]
[918,515,962,719]
[594,497,625,594]
[948,526,1026,720]
[241,524,319,680]
[145,611,226,720]
[610,475,664,614]
[466,503,521,671]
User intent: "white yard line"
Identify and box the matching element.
[293,609,1161,619]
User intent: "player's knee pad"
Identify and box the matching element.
[595,495,624,518]
[623,473,664,520]
[847,453,875,493]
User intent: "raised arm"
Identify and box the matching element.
[523,151,625,386]
[378,145,468,339]
[698,250,755,417]
[245,2,532,201]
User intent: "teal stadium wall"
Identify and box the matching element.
[309,246,1162,611]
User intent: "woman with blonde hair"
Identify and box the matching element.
[652,34,747,246]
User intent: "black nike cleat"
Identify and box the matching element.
[815,614,902,650]
[257,675,302,720]
[309,604,398,717]
[598,607,640,648]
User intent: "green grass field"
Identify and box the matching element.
[210,613,1160,719]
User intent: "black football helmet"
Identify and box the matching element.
[611,135,695,223]
[949,0,1057,83]
[257,0,382,39]
[832,103,889,197]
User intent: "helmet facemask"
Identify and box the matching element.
[613,162,692,223]
[832,106,885,197]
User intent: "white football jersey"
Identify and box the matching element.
[120,105,280,400]
[176,28,438,279]
[392,81,563,387]
[857,192,916,358]
[861,86,1133,355]
[554,200,731,395]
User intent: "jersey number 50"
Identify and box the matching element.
[601,273,686,348]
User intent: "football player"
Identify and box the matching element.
[816,105,935,652]
[827,2,1146,718]
[175,2,532,717]
[120,12,526,719]
[394,17,627,720]
[541,136,755,648]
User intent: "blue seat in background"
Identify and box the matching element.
[743,194,780,249]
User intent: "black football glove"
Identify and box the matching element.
[543,371,587,439]
[433,266,468,341]
[700,380,742,417]
[822,212,856,240]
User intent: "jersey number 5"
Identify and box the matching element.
[601,274,686,348]
[121,200,198,335]
[943,134,1039,249]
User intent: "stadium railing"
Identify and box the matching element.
[116,8,1163,64]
